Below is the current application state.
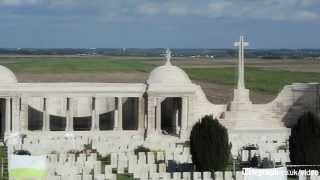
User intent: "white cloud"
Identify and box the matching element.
[168,6,188,16]
[301,0,319,6]
[171,0,319,22]
[208,2,232,13]
[0,0,319,22]
[137,3,161,15]
[0,0,40,6]
[295,10,320,21]
[0,0,84,7]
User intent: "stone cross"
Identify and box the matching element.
[165,48,172,66]
[234,36,249,89]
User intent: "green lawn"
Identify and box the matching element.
[2,58,154,73]
[1,58,320,95]
[186,68,320,94]
[117,174,134,180]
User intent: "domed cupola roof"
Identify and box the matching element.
[0,65,18,83]
[147,49,192,84]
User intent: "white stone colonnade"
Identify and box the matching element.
[0,82,193,140]
[146,92,191,138]
[0,83,148,137]
[0,49,206,143]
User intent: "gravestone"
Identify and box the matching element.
[236,171,243,180]
[215,171,223,180]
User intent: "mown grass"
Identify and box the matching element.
[117,174,134,180]
[2,58,154,73]
[1,58,320,95]
[186,67,320,94]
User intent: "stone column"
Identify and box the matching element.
[95,109,99,130]
[114,98,118,130]
[43,97,50,131]
[5,97,11,133]
[138,97,145,130]
[175,109,179,134]
[12,97,20,132]
[156,97,162,133]
[66,98,74,131]
[20,97,29,132]
[10,97,20,132]
[114,97,123,130]
[91,97,99,131]
[180,97,189,137]
[147,96,156,134]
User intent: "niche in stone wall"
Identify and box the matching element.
[122,97,139,130]
[28,106,43,131]
[73,116,91,131]
[50,115,66,131]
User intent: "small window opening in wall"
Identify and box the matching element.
[273,140,278,143]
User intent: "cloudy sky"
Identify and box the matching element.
[0,0,319,48]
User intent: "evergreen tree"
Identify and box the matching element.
[190,115,231,172]
[289,112,320,167]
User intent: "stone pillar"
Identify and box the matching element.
[12,97,20,132]
[66,98,74,131]
[20,97,29,132]
[175,109,179,134]
[147,96,156,134]
[5,97,11,133]
[180,97,189,138]
[231,36,251,112]
[43,98,50,131]
[156,97,162,133]
[10,97,21,132]
[114,97,123,130]
[91,97,99,131]
[95,109,99,130]
[138,97,145,130]
[234,36,248,90]
[114,98,118,130]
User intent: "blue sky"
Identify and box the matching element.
[0,0,319,49]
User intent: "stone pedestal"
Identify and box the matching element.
[230,89,252,111]
[229,88,253,129]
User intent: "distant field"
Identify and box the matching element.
[1,57,320,97]
[186,68,320,94]
[3,58,154,73]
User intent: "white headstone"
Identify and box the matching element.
[236,171,243,180]
[158,163,166,173]
[215,171,223,180]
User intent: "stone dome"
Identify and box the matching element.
[0,65,18,83]
[147,64,192,84]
